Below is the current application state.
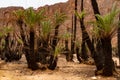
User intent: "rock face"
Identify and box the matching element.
[0,7,23,19]
[0,0,119,40]
[0,0,117,27]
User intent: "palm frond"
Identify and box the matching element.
[54,43,63,57]
[41,20,52,39]
[54,12,67,26]
[92,2,120,39]
[60,31,71,40]
[75,11,86,19]
[23,7,45,28]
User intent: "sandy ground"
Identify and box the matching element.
[0,55,120,80]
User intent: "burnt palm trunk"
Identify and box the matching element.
[49,25,59,70]
[70,15,74,61]
[79,0,94,58]
[79,20,103,74]
[73,0,77,52]
[81,42,88,61]
[76,46,82,63]
[118,14,120,65]
[52,25,59,50]
[26,28,39,70]
[43,35,49,48]
[80,0,89,61]
[65,39,71,61]
[90,0,100,19]
[90,0,104,72]
[69,0,77,61]
[73,0,77,50]
[102,38,113,76]
[65,40,69,51]
[42,40,48,48]
[17,20,39,70]
[4,33,10,61]
[71,0,77,55]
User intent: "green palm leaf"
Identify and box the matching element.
[54,12,67,26]
[41,20,52,39]
[24,7,45,28]
[93,2,120,39]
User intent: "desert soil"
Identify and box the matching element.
[0,55,120,80]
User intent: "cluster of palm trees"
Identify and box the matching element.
[0,7,67,70]
[73,0,120,76]
[0,0,120,77]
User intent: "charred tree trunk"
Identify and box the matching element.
[26,28,39,70]
[76,46,82,63]
[49,25,60,70]
[73,0,77,53]
[70,15,74,61]
[4,33,10,61]
[65,40,69,51]
[65,39,71,61]
[42,35,49,48]
[16,17,39,70]
[42,41,48,48]
[73,0,77,50]
[52,25,59,50]
[95,41,104,71]
[90,0,104,72]
[102,38,114,76]
[90,0,100,19]
[71,0,78,60]
[48,55,58,70]
[81,42,88,61]
[118,14,120,65]
[80,0,89,61]
[79,0,94,59]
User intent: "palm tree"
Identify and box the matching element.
[52,12,66,50]
[0,26,12,60]
[48,12,66,70]
[35,20,53,66]
[92,3,120,76]
[76,1,104,74]
[90,0,105,73]
[23,7,45,70]
[76,0,97,64]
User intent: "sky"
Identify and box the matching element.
[0,0,68,9]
